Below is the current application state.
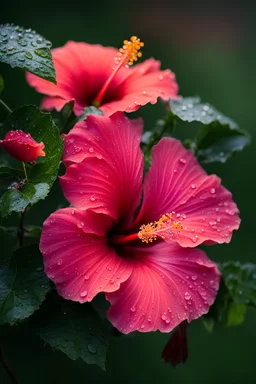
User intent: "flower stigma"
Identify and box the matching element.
[93,36,144,107]
[138,213,183,243]
[110,213,183,245]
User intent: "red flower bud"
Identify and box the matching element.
[0,130,45,162]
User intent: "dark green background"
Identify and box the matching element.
[1,1,255,383]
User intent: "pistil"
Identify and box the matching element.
[93,36,144,107]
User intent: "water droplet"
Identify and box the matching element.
[80,291,88,298]
[130,306,136,312]
[89,147,94,153]
[84,275,89,280]
[179,158,186,164]
[24,51,33,59]
[147,316,152,323]
[210,188,215,194]
[140,324,145,329]
[184,292,191,300]
[161,313,168,321]
[191,184,196,189]
[57,259,63,266]
[88,343,97,354]
[159,75,164,80]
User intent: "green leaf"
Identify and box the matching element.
[0,182,49,217]
[0,226,16,265]
[202,280,230,332]
[0,244,50,325]
[36,296,109,369]
[0,75,4,94]
[0,105,63,216]
[0,24,56,83]
[226,302,247,327]
[79,106,104,121]
[221,261,256,306]
[169,97,250,163]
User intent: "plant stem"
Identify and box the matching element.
[17,209,26,247]
[0,99,12,114]
[0,344,18,384]
[21,162,28,182]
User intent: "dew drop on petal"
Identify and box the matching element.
[130,305,136,312]
[80,291,88,298]
[179,158,186,164]
[184,292,191,300]
[57,259,63,266]
[210,188,216,194]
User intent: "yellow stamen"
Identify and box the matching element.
[114,36,144,66]
[138,213,183,244]
[93,36,144,107]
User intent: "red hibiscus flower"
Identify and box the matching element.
[40,113,240,334]
[0,130,45,162]
[26,37,178,116]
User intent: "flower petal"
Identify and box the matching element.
[135,138,240,247]
[26,41,119,115]
[106,242,220,334]
[40,208,132,303]
[61,114,144,224]
[101,59,179,116]
[62,112,143,166]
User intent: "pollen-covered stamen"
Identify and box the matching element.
[114,36,144,67]
[93,36,144,107]
[138,213,183,244]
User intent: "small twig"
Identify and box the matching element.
[17,209,26,247]
[0,99,12,114]
[0,344,18,384]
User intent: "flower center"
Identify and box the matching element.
[93,36,144,107]
[110,213,183,245]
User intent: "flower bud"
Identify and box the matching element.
[0,130,45,162]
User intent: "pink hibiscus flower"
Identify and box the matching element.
[26,37,178,116]
[40,113,240,334]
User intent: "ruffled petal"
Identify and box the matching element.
[61,114,144,225]
[106,242,220,334]
[40,208,132,303]
[134,138,240,247]
[101,59,179,116]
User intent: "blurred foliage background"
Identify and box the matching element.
[1,0,255,383]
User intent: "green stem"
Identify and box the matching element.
[22,162,28,182]
[0,99,12,114]
[0,344,18,384]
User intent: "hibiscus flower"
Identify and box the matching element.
[26,37,178,116]
[40,113,240,333]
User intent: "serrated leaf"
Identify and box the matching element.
[0,24,56,83]
[221,262,256,306]
[0,244,50,325]
[79,106,104,121]
[36,296,109,369]
[0,75,4,94]
[169,97,250,163]
[0,182,49,217]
